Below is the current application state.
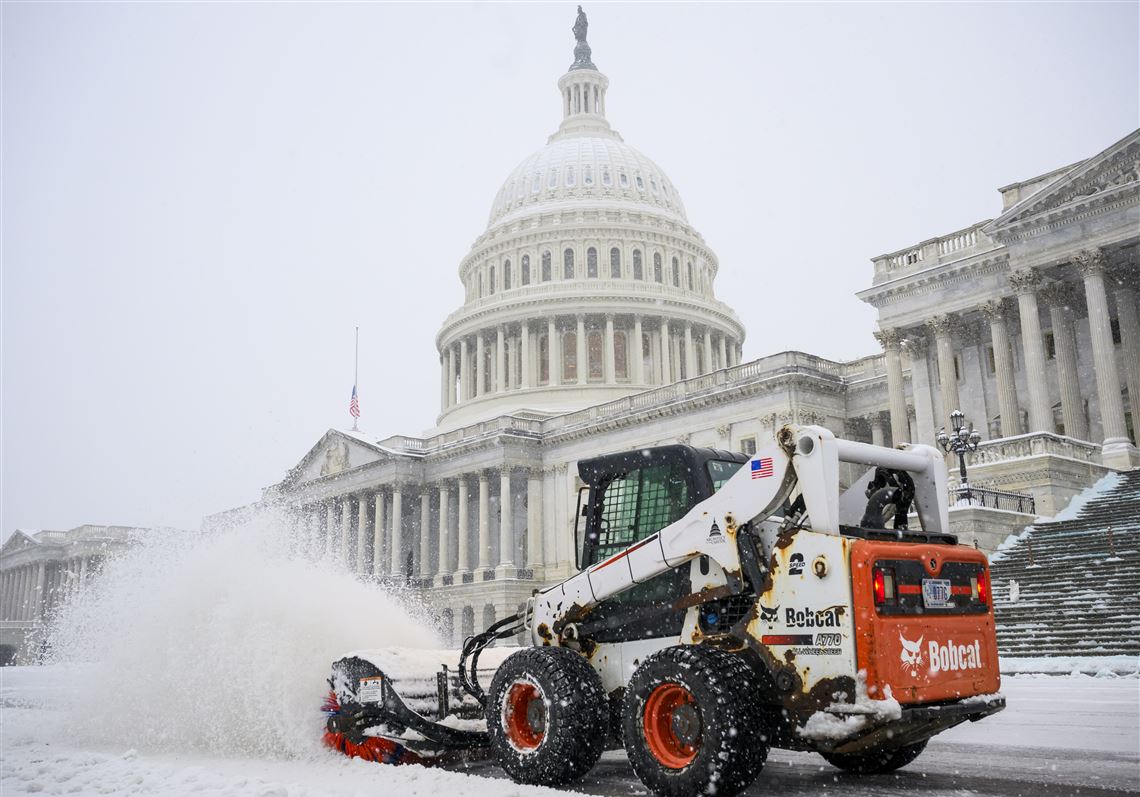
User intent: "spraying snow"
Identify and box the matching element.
[47,508,439,758]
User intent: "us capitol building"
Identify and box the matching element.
[217,12,1135,644]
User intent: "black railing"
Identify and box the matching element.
[950,485,1036,514]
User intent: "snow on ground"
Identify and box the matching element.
[1001,654,1139,675]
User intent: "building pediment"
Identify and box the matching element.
[0,530,41,558]
[985,129,1140,237]
[285,429,391,487]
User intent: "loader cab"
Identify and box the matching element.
[575,445,749,642]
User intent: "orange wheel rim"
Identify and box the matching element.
[643,682,700,769]
[503,681,546,750]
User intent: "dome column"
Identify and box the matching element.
[604,314,616,384]
[459,338,470,402]
[718,334,727,370]
[520,322,532,389]
[476,332,486,397]
[447,346,457,408]
[633,316,645,383]
[548,318,561,385]
[497,325,506,393]
[703,328,714,375]
[684,323,696,379]
[576,314,587,385]
[660,319,672,383]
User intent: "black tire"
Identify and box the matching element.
[485,646,607,786]
[821,739,927,774]
[622,646,769,797]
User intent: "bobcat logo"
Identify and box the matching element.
[899,632,925,677]
[759,604,779,623]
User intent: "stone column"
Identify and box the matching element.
[1075,249,1136,466]
[33,562,46,621]
[456,477,470,576]
[980,299,1022,438]
[372,491,386,575]
[389,486,404,578]
[436,482,451,581]
[632,316,644,383]
[1112,268,1140,440]
[496,326,506,393]
[526,470,544,573]
[447,346,456,408]
[684,323,696,379]
[660,320,672,383]
[520,322,531,389]
[576,315,586,385]
[1009,269,1053,433]
[439,353,448,413]
[869,414,885,447]
[497,468,515,574]
[419,491,432,579]
[340,497,353,568]
[927,314,961,423]
[477,472,492,570]
[603,315,616,384]
[459,338,469,402]
[875,328,909,445]
[1041,282,1089,441]
[548,318,561,385]
[718,334,728,371]
[356,497,369,574]
[475,333,486,397]
[325,501,337,559]
[703,329,713,375]
[905,335,937,445]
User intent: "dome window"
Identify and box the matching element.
[532,173,541,194]
[671,257,680,287]
[619,171,629,189]
[548,169,558,189]
[541,251,552,282]
[521,255,531,286]
[587,329,604,380]
[584,165,594,185]
[503,259,512,291]
[602,167,612,187]
[636,175,645,191]
[610,247,621,278]
[587,247,598,278]
[566,166,576,187]
[614,330,629,379]
[650,176,659,194]
[563,248,575,280]
[562,331,577,382]
[653,252,663,283]
[633,249,643,280]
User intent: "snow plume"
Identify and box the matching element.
[47,507,439,757]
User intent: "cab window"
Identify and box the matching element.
[707,460,745,492]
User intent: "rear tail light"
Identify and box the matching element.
[972,570,990,605]
[872,566,896,605]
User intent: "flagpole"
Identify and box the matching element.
[353,326,360,431]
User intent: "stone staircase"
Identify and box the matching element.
[989,469,1140,658]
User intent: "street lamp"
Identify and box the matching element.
[936,409,982,504]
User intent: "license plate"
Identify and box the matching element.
[922,578,952,608]
[358,676,385,704]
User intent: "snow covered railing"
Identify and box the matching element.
[950,485,1035,514]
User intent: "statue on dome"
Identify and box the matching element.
[572,6,588,43]
[570,6,596,71]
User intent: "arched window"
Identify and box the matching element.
[636,174,645,191]
[610,247,621,278]
[650,176,658,194]
[633,249,643,280]
[461,606,475,639]
[521,255,531,285]
[671,257,680,287]
[563,248,575,280]
[503,259,512,290]
[482,604,496,630]
[566,166,576,187]
[619,170,630,188]
[538,333,550,384]
[548,169,558,189]
[562,331,577,381]
[587,247,598,278]
[602,167,612,187]
[584,165,594,185]
[614,330,628,379]
[653,253,663,283]
[587,329,604,380]
[440,609,454,646]
[489,266,496,294]
[541,251,552,282]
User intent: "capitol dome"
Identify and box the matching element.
[433,11,745,430]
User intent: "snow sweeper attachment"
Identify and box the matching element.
[324,424,1005,797]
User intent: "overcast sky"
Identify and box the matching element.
[3,2,1137,537]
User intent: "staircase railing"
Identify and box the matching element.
[950,485,1036,514]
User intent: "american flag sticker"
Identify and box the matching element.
[751,457,774,479]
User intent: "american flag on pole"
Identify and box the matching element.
[349,385,360,420]
[751,457,774,479]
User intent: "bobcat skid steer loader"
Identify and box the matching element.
[323,424,1004,797]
